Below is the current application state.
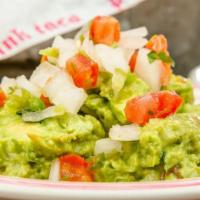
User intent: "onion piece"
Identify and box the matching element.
[95,44,129,73]
[109,124,140,141]
[94,138,122,155]
[135,48,162,91]
[49,159,60,181]
[43,72,87,114]
[30,61,60,89]
[1,76,17,94]
[74,23,90,46]
[16,75,41,97]
[80,36,97,61]
[22,106,65,122]
[52,36,77,68]
[119,37,148,50]
[121,26,148,38]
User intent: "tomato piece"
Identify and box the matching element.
[125,94,160,125]
[0,91,6,107]
[146,34,168,53]
[66,53,99,89]
[125,91,182,125]
[146,34,172,85]
[40,95,52,107]
[40,55,48,63]
[129,50,138,72]
[90,16,120,45]
[160,63,172,86]
[59,154,93,182]
[154,91,183,118]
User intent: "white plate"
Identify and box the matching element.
[0,176,200,200]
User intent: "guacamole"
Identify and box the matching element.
[94,113,200,182]
[0,90,105,178]
[0,15,199,182]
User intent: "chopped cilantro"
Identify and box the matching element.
[147,51,175,67]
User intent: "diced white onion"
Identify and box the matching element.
[94,138,122,155]
[95,44,129,73]
[49,159,60,182]
[80,37,97,62]
[74,23,90,46]
[52,36,77,68]
[119,37,148,50]
[135,48,162,91]
[30,61,60,89]
[16,75,41,97]
[22,106,65,122]
[109,124,140,141]
[121,27,148,38]
[43,72,87,114]
[1,76,17,94]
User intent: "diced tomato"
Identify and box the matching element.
[129,50,138,72]
[90,16,120,45]
[59,154,93,182]
[125,91,182,125]
[0,91,6,107]
[40,95,52,107]
[160,63,172,86]
[146,34,172,85]
[146,34,168,53]
[66,53,99,89]
[40,55,48,63]
[154,91,182,118]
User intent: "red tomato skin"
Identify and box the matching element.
[129,51,138,72]
[59,154,93,182]
[40,95,52,107]
[0,91,6,107]
[125,94,160,125]
[146,34,172,86]
[90,16,120,45]
[146,34,168,53]
[125,91,182,125]
[154,91,183,118]
[66,53,99,89]
[60,154,90,168]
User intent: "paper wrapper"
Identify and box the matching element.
[0,0,144,61]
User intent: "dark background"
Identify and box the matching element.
[0,0,200,78]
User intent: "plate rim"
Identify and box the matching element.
[0,176,200,190]
[0,177,200,200]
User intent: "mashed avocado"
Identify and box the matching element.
[163,75,194,104]
[83,71,150,126]
[0,73,198,182]
[93,112,200,182]
[0,90,105,178]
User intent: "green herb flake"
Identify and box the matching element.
[147,51,175,67]
[147,51,160,63]
[79,34,85,44]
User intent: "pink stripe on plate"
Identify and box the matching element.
[0,176,200,190]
